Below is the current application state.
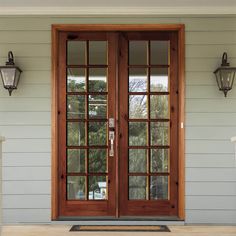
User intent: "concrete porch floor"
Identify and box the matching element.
[2,225,236,236]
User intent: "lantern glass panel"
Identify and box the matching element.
[220,69,234,89]
[14,68,21,87]
[0,68,16,87]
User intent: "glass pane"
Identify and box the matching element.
[150,149,169,173]
[150,95,169,119]
[67,68,86,92]
[67,41,86,65]
[89,176,107,200]
[67,149,86,173]
[150,176,168,200]
[129,68,147,92]
[129,122,147,146]
[129,176,147,200]
[89,122,107,146]
[129,41,148,65]
[129,95,147,119]
[67,95,86,119]
[151,122,169,146]
[129,149,147,173]
[89,95,107,119]
[89,41,107,65]
[89,68,107,92]
[67,176,86,200]
[150,41,169,65]
[67,122,86,146]
[150,68,169,92]
[89,149,107,173]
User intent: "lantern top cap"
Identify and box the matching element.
[214,52,236,74]
[6,51,15,66]
[0,51,22,72]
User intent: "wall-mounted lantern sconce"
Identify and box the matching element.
[214,52,236,97]
[0,51,22,96]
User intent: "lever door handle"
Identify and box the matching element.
[109,131,115,157]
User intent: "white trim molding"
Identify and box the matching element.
[0,7,235,16]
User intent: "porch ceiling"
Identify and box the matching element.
[0,0,235,15]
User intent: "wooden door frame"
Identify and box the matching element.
[51,24,185,220]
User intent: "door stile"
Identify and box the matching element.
[169,32,179,211]
[107,33,118,216]
[58,32,67,216]
[118,33,129,215]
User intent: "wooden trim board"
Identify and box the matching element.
[51,24,185,220]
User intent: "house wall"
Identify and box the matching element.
[1,16,236,224]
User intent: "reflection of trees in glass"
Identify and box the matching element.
[67,176,86,200]
[129,122,147,146]
[89,95,107,118]
[151,149,168,173]
[89,122,107,146]
[150,69,169,92]
[67,78,108,200]
[151,122,169,146]
[89,149,107,173]
[89,68,107,92]
[129,95,147,118]
[129,176,147,200]
[67,95,85,119]
[89,176,107,200]
[150,95,169,119]
[67,149,85,173]
[150,176,168,200]
[129,149,147,173]
[67,122,85,146]
[67,73,170,200]
[128,79,169,200]
[67,68,86,92]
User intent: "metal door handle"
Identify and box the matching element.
[109,131,115,156]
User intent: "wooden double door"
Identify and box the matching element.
[57,30,179,218]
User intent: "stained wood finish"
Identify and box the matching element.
[119,31,178,216]
[57,32,117,217]
[52,24,185,220]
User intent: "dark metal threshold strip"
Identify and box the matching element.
[56,216,182,221]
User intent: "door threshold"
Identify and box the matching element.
[53,216,185,225]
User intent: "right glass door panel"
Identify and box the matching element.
[128,39,170,201]
[119,32,179,217]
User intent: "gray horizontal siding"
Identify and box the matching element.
[186,210,236,224]
[3,195,50,209]
[186,168,236,182]
[186,154,235,167]
[186,140,234,154]
[186,182,236,196]
[0,98,51,112]
[0,85,51,98]
[2,139,51,153]
[0,112,51,125]
[0,126,51,138]
[186,196,236,210]
[0,15,236,224]
[3,180,50,194]
[186,113,236,126]
[3,209,50,224]
[3,167,51,180]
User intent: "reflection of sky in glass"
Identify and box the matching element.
[129,75,168,91]
[68,76,84,83]
[68,76,106,82]
[89,76,106,81]
[68,75,168,89]
[150,76,168,90]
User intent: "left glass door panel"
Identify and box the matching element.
[66,40,108,201]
